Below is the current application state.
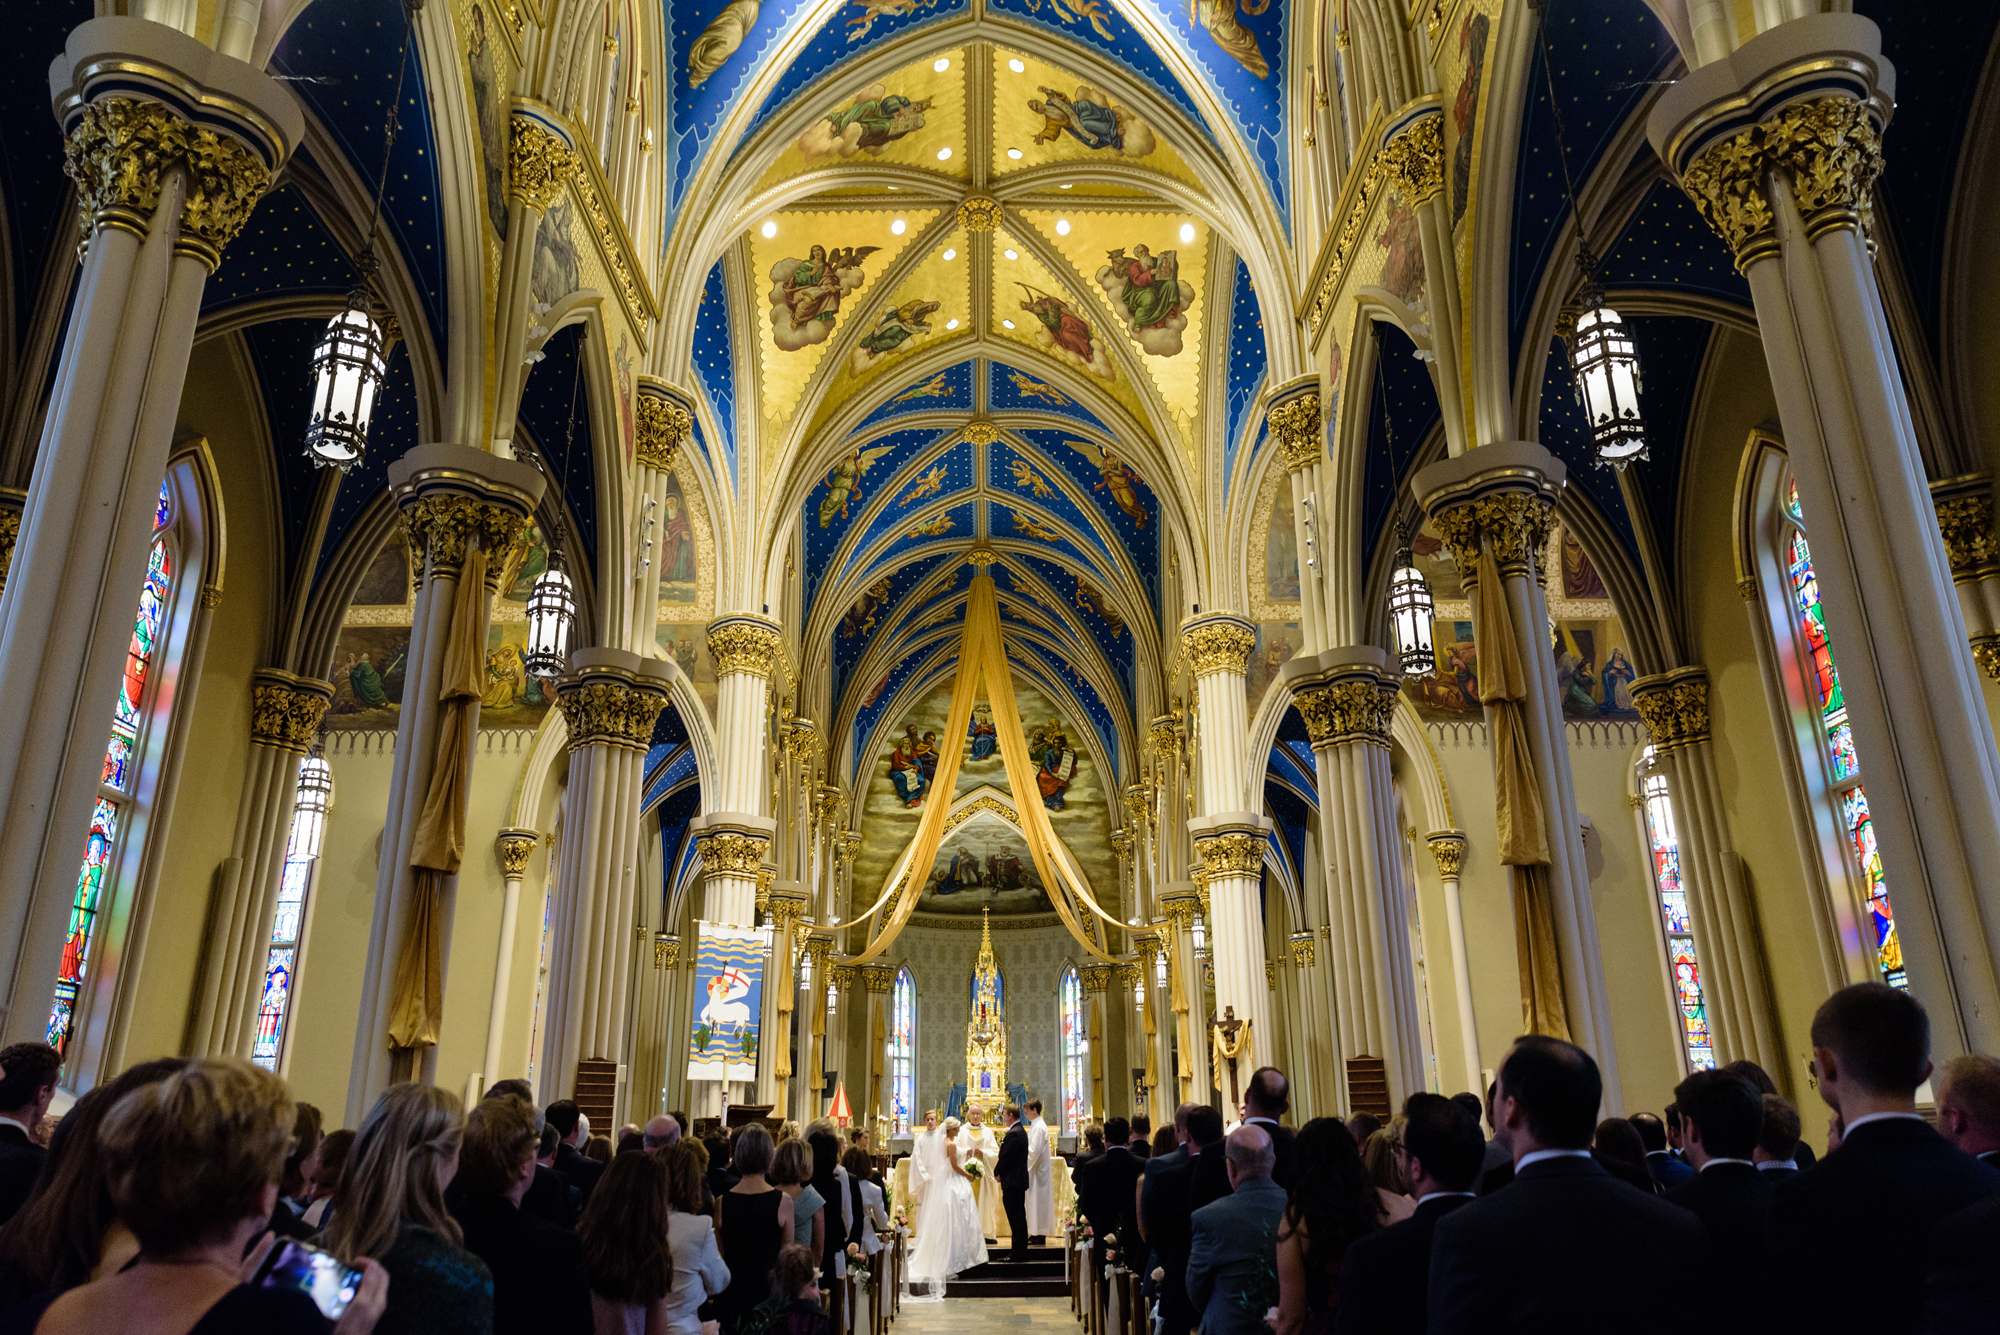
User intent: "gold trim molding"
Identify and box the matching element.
[1181,615,1257,677]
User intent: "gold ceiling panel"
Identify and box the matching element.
[755,49,971,194]
[991,225,1154,436]
[989,47,1198,188]
[809,234,975,434]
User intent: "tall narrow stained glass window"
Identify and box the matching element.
[1058,964,1086,1137]
[1783,480,1904,989]
[889,966,915,1136]
[1637,746,1715,1071]
[50,484,175,1062]
[252,754,332,1070]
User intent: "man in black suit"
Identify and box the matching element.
[1766,984,2000,1335]
[1145,1104,1224,1335]
[545,1099,605,1203]
[995,1103,1032,1262]
[1239,1067,1298,1189]
[1751,1094,1801,1181]
[1076,1115,1143,1274]
[453,1095,593,1335]
[1129,1114,1152,1158]
[0,1042,58,1225]
[1332,1092,1483,1334]
[1429,1035,1711,1334]
[1632,1110,1694,1192]
[1662,1069,1770,1332]
[1935,1054,2000,1168]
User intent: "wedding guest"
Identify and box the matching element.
[758,1245,830,1335]
[1332,1094,1482,1335]
[584,1135,613,1167]
[529,1122,580,1226]
[281,1104,324,1211]
[1129,1115,1153,1159]
[642,1117,681,1154]
[578,1152,675,1335]
[1343,1113,1380,1147]
[0,1043,59,1226]
[1922,1191,2000,1333]
[547,1102,605,1204]
[0,1057,185,1306]
[1186,1126,1287,1335]
[303,1129,356,1230]
[1359,1124,1414,1225]
[1476,1084,1512,1193]
[1271,1117,1379,1335]
[769,1139,825,1257]
[1150,1125,1176,1157]
[1766,984,2000,1335]
[843,1148,890,1256]
[0,1058,387,1335]
[1077,1116,1140,1275]
[703,1133,737,1204]
[1590,1118,1658,1194]
[1242,1068,1298,1189]
[713,1126,793,1335]
[1752,1096,1802,1180]
[1722,1060,1815,1169]
[663,1143,730,1335]
[1073,1122,1106,1174]
[1145,1105,1223,1335]
[450,1095,591,1335]
[1631,1112,1693,1192]
[1935,1054,2000,1166]
[804,1128,848,1286]
[325,1083,493,1335]
[1428,1036,1709,1334]
[1662,1070,1770,1331]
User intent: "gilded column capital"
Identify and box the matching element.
[707,614,784,677]
[249,670,335,754]
[801,932,835,971]
[1677,95,1885,268]
[1265,375,1323,472]
[1412,442,1563,581]
[766,885,810,933]
[1159,889,1201,932]
[508,109,578,211]
[1192,830,1263,876]
[401,494,532,578]
[1430,492,1554,578]
[1266,961,1278,988]
[1110,829,1132,862]
[496,827,539,877]
[1378,111,1446,206]
[697,829,769,878]
[1123,783,1153,835]
[654,933,682,969]
[1425,831,1468,879]
[1180,613,1257,677]
[0,488,24,598]
[1288,930,1316,968]
[1930,473,2000,583]
[1079,964,1119,994]
[556,663,671,751]
[1630,666,1712,752]
[1972,637,2000,683]
[861,963,897,993]
[1148,714,1180,759]
[829,963,858,990]
[635,378,695,473]
[1290,660,1400,749]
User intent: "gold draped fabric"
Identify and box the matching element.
[808,981,826,1094]
[1475,546,1568,1038]
[388,544,490,1051]
[847,570,1121,963]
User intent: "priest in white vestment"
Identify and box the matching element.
[1025,1097,1055,1238]
[908,1109,944,1238]
[960,1104,1001,1241]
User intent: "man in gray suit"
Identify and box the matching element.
[1185,1125,1287,1335]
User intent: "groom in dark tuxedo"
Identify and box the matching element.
[996,1103,1032,1262]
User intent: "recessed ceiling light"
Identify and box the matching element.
[1180,222,1195,243]
[1056,219,1070,235]
[891,218,906,235]
[761,220,777,238]
[886,185,899,191]
[1002,319,1016,329]
[943,247,957,260]
[1059,183,1072,190]
[946,318,959,330]
[1004,248,1018,259]
[1008,58,1025,73]
[934,57,951,72]
[1007,148,1023,160]
[937,147,952,161]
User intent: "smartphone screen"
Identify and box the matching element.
[254,1239,361,1319]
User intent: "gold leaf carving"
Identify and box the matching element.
[556,679,669,751]
[1679,96,1884,266]
[1378,115,1445,206]
[1292,679,1398,747]
[1181,620,1257,676]
[636,392,692,472]
[250,680,333,753]
[1268,390,1323,471]
[508,118,576,211]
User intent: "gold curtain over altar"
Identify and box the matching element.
[389,544,490,1051]
[846,565,1122,964]
[1475,546,1568,1040]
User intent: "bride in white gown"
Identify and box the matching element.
[906,1115,988,1298]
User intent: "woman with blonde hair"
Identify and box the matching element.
[661,1144,729,1335]
[2,1058,387,1335]
[1358,1122,1415,1225]
[324,1083,492,1335]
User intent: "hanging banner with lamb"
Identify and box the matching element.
[687,922,764,1083]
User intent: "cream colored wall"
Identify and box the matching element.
[122,337,282,1067]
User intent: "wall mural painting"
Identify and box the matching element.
[480,622,553,726]
[1266,487,1299,601]
[353,533,412,606]
[1408,619,1480,722]
[851,299,941,374]
[1095,244,1197,356]
[1450,11,1491,231]
[494,524,550,605]
[1066,439,1147,525]
[1248,621,1298,711]
[1017,284,1117,380]
[1377,195,1425,304]
[1026,83,1156,156]
[529,198,580,306]
[615,332,636,460]
[328,626,411,731]
[1561,528,1608,599]
[658,477,698,604]
[1410,516,1465,601]
[841,577,896,639]
[466,2,508,239]
[920,820,1055,916]
[797,84,935,158]
[1194,0,1271,79]
[686,0,760,89]
[656,624,719,716]
[768,244,879,351]
[1554,619,1639,721]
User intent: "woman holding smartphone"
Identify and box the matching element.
[0,1058,387,1335]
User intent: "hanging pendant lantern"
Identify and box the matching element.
[304,289,387,471]
[1387,544,1436,675]
[1569,288,1648,469]
[523,547,576,679]
[290,744,334,860]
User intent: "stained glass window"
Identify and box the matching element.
[253,754,330,1072]
[1059,964,1086,1137]
[1783,480,1905,989]
[52,483,175,1064]
[1637,749,1715,1071]
[889,966,915,1136]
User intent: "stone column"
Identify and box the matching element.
[862,962,895,1125]
[1158,888,1209,1104]
[1284,930,1332,1113]
[1930,473,2000,681]
[828,960,857,1122]
[1283,648,1427,1108]
[540,649,670,1119]
[1650,13,2000,1054]
[761,883,807,1109]
[1081,964,1114,1119]
[491,104,578,455]
[1630,669,1785,1076]
[0,17,302,1042]
[1377,109,1467,455]
[1267,376,1328,650]
[1413,443,1623,1107]
[484,828,539,1085]
[346,447,544,1121]
[188,671,333,1058]
[1424,833,1482,1094]
[692,614,784,929]
[631,379,694,645]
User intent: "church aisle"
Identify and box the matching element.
[895,1296,1075,1329]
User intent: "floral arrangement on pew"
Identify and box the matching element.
[847,1243,871,1295]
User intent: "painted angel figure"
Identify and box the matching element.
[1195,0,1270,79]
[1029,85,1122,149]
[817,444,896,528]
[851,299,940,374]
[769,244,878,352]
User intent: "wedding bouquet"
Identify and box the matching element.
[965,1160,984,1180]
